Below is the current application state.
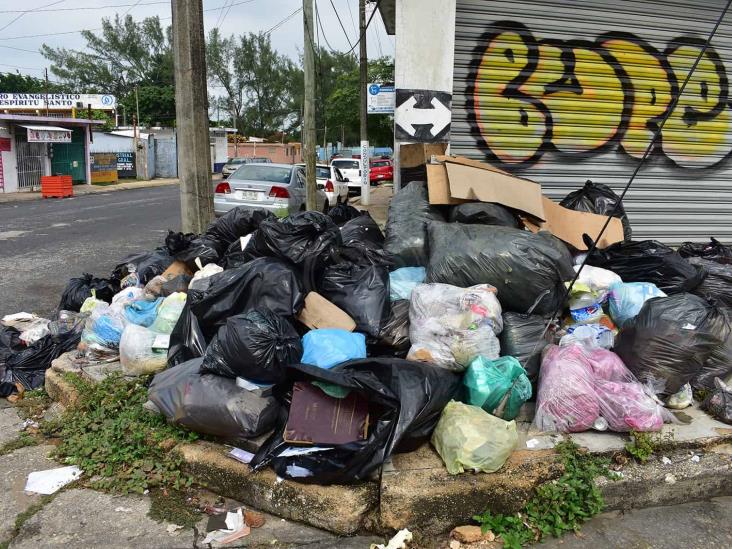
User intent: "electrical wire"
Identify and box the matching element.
[327,0,354,51]
[0,1,167,14]
[533,0,732,354]
[343,0,381,55]
[264,7,302,35]
[213,0,232,30]
[344,0,358,35]
[0,0,65,33]
[315,0,340,53]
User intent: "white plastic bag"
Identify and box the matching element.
[120,324,168,375]
[573,264,622,299]
[407,283,502,371]
[188,263,224,291]
[19,318,50,345]
[149,292,187,334]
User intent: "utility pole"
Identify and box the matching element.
[44,69,49,117]
[135,86,140,131]
[303,0,317,211]
[359,0,371,205]
[172,0,214,233]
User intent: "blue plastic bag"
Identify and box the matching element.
[125,298,163,328]
[301,329,366,369]
[389,267,426,301]
[608,282,666,328]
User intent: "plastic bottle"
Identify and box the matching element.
[120,264,140,289]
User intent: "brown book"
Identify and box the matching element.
[284,382,369,445]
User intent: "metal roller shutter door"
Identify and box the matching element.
[451,0,732,245]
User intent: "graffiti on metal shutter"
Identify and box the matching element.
[468,21,732,170]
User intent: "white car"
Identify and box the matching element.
[330,158,362,194]
[296,163,349,206]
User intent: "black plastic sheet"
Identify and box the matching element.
[586,240,703,295]
[174,236,225,270]
[148,358,280,441]
[679,237,732,265]
[703,377,732,424]
[448,202,520,228]
[499,312,551,383]
[111,248,175,285]
[368,299,410,358]
[383,181,445,268]
[426,222,574,315]
[57,274,118,312]
[693,308,732,392]
[339,213,384,246]
[560,179,632,241]
[168,258,304,365]
[689,257,732,308]
[200,309,302,383]
[251,359,462,484]
[206,207,275,247]
[328,203,362,226]
[614,293,729,396]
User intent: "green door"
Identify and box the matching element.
[51,128,86,183]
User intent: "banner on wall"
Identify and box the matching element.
[0,93,116,111]
[24,125,72,143]
[0,137,10,191]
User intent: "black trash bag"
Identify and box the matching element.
[614,293,730,396]
[448,202,520,228]
[688,258,732,308]
[200,309,303,383]
[320,261,390,337]
[161,274,192,296]
[368,299,410,358]
[585,240,703,295]
[164,231,197,255]
[168,258,305,365]
[5,316,84,390]
[206,207,275,247]
[148,358,280,441]
[58,274,118,312]
[112,247,175,285]
[222,237,253,270]
[383,181,445,268]
[692,308,732,392]
[329,242,393,268]
[560,179,632,241]
[245,211,342,266]
[328,203,362,226]
[499,312,551,384]
[679,237,732,265]
[339,213,384,246]
[703,377,732,424]
[174,236,225,271]
[426,221,574,315]
[250,359,462,484]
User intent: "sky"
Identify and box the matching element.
[0,0,394,88]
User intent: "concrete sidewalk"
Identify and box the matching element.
[0,178,180,204]
[351,184,392,227]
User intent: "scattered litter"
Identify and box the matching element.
[202,508,250,544]
[277,446,333,458]
[25,465,82,494]
[275,476,284,484]
[665,474,677,485]
[166,524,184,534]
[371,529,413,549]
[691,454,701,463]
[243,510,265,528]
[229,448,255,465]
[114,506,133,513]
[661,456,672,465]
[525,438,541,449]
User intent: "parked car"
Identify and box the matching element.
[370,158,393,183]
[214,163,328,217]
[331,158,362,194]
[295,163,349,206]
[221,157,272,177]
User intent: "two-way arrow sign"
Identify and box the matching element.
[394,90,452,142]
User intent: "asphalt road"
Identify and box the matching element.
[0,185,181,319]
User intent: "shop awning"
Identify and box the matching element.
[20,125,73,143]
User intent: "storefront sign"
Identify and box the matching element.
[0,93,116,111]
[91,153,118,184]
[27,128,72,143]
[116,152,136,178]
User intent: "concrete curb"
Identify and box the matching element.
[0,179,179,204]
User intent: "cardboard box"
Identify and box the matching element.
[162,260,193,279]
[400,143,448,169]
[523,197,625,251]
[297,292,357,332]
[426,163,469,205]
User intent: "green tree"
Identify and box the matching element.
[325,56,394,147]
[41,14,174,126]
[0,72,63,94]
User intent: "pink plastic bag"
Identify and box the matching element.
[534,345,599,433]
[584,346,633,382]
[594,380,666,432]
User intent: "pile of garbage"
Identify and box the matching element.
[3,154,732,485]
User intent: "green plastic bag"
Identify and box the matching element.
[463,356,532,420]
[431,401,517,474]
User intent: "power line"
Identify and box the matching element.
[372,15,383,57]
[327,0,354,51]
[213,0,232,30]
[122,0,145,17]
[343,0,381,55]
[315,1,340,53]
[0,0,65,33]
[0,62,45,72]
[0,1,166,14]
[344,0,357,35]
[264,7,302,35]
[0,44,41,54]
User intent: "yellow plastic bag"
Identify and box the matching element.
[431,401,517,474]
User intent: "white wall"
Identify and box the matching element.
[0,123,18,193]
[393,0,457,190]
[90,132,134,153]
